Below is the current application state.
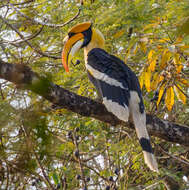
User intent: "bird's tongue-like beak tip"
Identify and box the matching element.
[64,63,69,73]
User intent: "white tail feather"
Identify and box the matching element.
[143,151,158,172]
[129,91,158,172]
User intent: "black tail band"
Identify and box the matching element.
[139,138,153,153]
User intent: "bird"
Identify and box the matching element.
[61,22,158,172]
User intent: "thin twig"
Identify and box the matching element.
[22,124,55,190]
[5,164,9,190]
[73,132,87,189]
[176,47,188,61]
[0,1,34,9]
[159,145,189,167]
[9,3,81,28]
[83,149,106,162]
[174,83,189,99]
[34,151,55,190]
[142,181,161,190]
[2,158,45,185]
[6,0,34,6]
[160,23,174,44]
[0,26,44,48]
[0,15,61,59]
[82,163,108,182]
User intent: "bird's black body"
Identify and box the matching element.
[86,48,154,156]
[87,48,144,114]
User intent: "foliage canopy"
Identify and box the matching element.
[0,0,188,189]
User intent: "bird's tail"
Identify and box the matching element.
[129,93,158,172]
[132,111,158,172]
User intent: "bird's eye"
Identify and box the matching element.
[68,32,76,38]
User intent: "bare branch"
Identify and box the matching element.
[9,3,81,28]
[0,15,61,59]
[174,83,189,99]
[22,123,55,190]
[0,26,44,47]
[159,145,189,166]
[72,132,87,189]
[0,1,33,9]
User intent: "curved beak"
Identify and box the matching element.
[62,33,84,72]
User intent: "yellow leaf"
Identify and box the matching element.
[180,45,189,55]
[133,43,138,54]
[151,72,159,90]
[174,85,186,104]
[173,53,179,63]
[173,54,183,73]
[165,87,174,111]
[183,49,189,56]
[144,68,151,92]
[148,50,157,71]
[139,71,145,89]
[157,45,163,50]
[157,83,165,106]
[159,75,164,83]
[180,45,189,49]
[176,65,183,73]
[160,49,171,69]
[159,38,170,43]
[124,49,130,63]
[148,50,154,61]
[149,58,157,71]
[179,78,189,87]
[139,42,146,53]
[174,37,183,44]
[113,30,125,38]
[143,23,158,31]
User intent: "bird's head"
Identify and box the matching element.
[62,22,105,72]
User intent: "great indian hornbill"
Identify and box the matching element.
[62,22,158,172]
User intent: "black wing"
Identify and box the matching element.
[87,48,144,114]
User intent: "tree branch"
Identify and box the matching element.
[0,15,60,59]
[0,59,189,146]
[9,3,81,28]
[0,26,44,47]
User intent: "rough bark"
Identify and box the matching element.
[0,59,189,146]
